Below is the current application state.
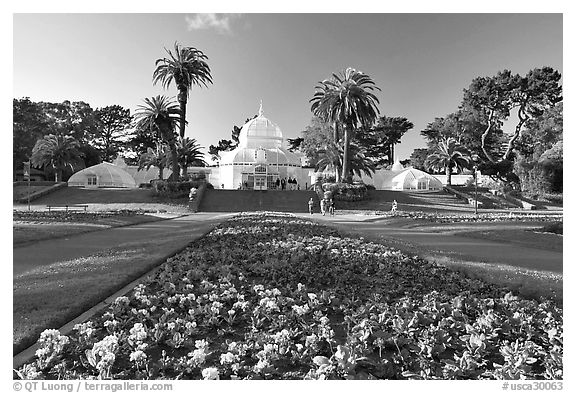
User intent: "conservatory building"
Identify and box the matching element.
[210,103,309,190]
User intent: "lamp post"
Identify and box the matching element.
[474,165,478,215]
[471,154,479,216]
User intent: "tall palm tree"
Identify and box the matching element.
[138,145,169,180]
[425,138,472,185]
[153,42,213,139]
[31,134,84,182]
[310,67,380,182]
[316,142,376,180]
[133,95,180,181]
[171,137,207,179]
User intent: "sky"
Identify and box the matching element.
[13,13,563,161]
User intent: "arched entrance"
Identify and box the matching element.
[254,164,267,190]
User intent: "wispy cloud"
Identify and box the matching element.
[185,13,242,35]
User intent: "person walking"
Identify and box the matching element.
[320,198,326,216]
[308,197,314,214]
[275,178,280,190]
[391,200,398,214]
[329,199,335,216]
[281,178,286,190]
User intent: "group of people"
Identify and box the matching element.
[275,177,299,190]
[308,197,335,216]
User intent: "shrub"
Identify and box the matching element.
[322,182,368,202]
[152,180,206,199]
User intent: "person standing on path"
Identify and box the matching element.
[320,198,326,216]
[308,198,314,214]
[329,199,335,216]
[391,200,398,214]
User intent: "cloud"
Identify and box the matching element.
[185,13,241,34]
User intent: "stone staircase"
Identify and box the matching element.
[198,189,318,213]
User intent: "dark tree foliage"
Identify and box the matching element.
[287,137,304,152]
[13,98,49,171]
[13,98,101,172]
[356,116,413,168]
[462,67,562,164]
[408,148,429,171]
[93,105,133,161]
[513,103,563,195]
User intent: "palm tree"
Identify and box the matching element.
[138,145,169,180]
[31,134,84,182]
[153,42,213,139]
[133,95,180,181]
[171,137,207,179]
[316,142,376,180]
[425,138,472,185]
[310,67,380,182]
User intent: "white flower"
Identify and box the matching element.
[129,350,147,363]
[228,309,236,316]
[195,339,208,349]
[307,293,317,301]
[202,367,220,380]
[220,352,238,365]
[129,323,147,342]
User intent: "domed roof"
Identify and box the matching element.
[237,102,283,149]
[221,146,301,166]
[68,162,136,188]
[391,168,443,190]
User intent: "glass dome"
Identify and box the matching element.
[237,103,283,149]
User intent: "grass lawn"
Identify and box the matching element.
[13,213,165,246]
[457,228,562,253]
[13,234,194,354]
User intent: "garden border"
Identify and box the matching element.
[12,223,217,370]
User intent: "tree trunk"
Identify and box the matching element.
[178,90,187,139]
[55,169,61,182]
[342,126,351,183]
[169,143,179,182]
[159,167,164,180]
[333,122,339,143]
[389,143,395,164]
[445,165,452,185]
[481,109,498,164]
[502,106,527,161]
[182,164,188,179]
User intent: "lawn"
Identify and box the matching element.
[16,213,562,380]
[457,228,562,253]
[13,211,165,246]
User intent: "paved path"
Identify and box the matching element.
[13,213,234,276]
[302,214,563,274]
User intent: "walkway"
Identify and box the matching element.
[13,213,234,276]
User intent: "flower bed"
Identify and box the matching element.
[13,210,150,222]
[16,213,562,380]
[358,211,562,224]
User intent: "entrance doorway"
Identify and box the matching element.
[254,164,267,190]
[254,175,267,190]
